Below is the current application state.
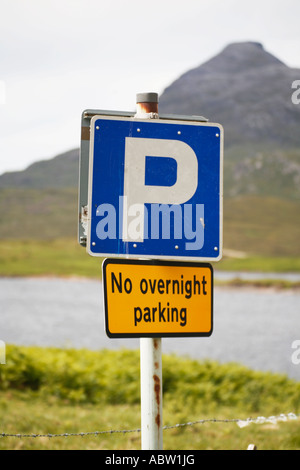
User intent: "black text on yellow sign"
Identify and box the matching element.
[102,259,213,338]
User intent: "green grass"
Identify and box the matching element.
[0,188,78,239]
[215,278,300,290]
[0,392,299,450]
[223,146,300,201]
[0,238,103,278]
[0,238,299,280]
[0,190,299,279]
[223,196,300,257]
[215,255,300,273]
[0,189,299,258]
[0,345,299,450]
[0,192,299,278]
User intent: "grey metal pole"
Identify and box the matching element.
[140,337,163,450]
[136,92,163,450]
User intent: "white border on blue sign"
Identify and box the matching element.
[87,115,223,262]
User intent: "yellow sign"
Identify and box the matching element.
[102,259,213,338]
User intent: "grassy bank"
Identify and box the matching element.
[1,191,299,258]
[0,238,102,278]
[0,238,299,279]
[0,345,299,450]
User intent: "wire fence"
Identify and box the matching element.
[1,412,299,439]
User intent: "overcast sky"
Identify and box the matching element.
[0,0,299,175]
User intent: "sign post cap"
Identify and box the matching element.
[136,92,159,104]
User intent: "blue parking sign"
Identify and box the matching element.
[87,115,223,261]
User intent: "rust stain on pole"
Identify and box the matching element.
[136,92,159,116]
[153,338,162,429]
[153,374,161,406]
[81,126,90,141]
[153,374,161,428]
[136,102,158,114]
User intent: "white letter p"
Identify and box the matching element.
[122,137,198,242]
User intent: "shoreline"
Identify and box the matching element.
[0,273,299,291]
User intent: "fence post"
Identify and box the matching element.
[135,92,163,450]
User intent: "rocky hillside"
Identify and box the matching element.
[159,41,300,150]
[1,42,299,200]
[0,148,79,189]
[0,42,299,255]
[159,42,300,200]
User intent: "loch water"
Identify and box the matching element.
[0,276,299,380]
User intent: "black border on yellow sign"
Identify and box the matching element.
[102,258,214,338]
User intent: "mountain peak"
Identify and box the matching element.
[201,41,286,73]
[159,40,300,150]
[223,41,264,51]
